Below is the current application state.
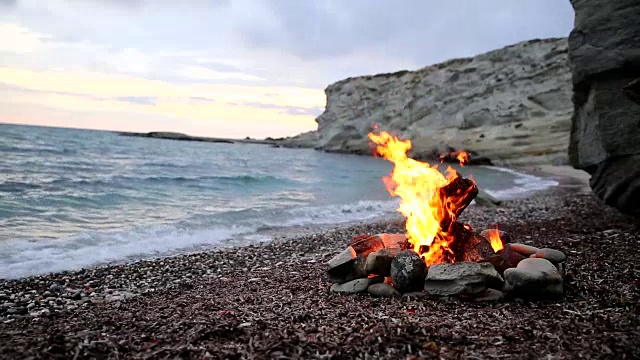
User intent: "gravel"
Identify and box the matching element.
[0,188,639,359]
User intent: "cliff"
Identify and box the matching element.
[284,38,573,165]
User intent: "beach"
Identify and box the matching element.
[1,168,638,359]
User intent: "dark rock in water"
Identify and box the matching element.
[350,235,385,257]
[509,243,540,256]
[424,262,504,296]
[479,229,512,245]
[484,244,528,274]
[530,248,567,264]
[330,277,383,294]
[367,283,401,298]
[327,247,368,284]
[503,258,563,299]
[366,248,402,277]
[390,250,427,293]
[568,0,640,216]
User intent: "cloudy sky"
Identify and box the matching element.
[0,0,574,139]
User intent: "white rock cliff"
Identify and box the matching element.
[285,38,572,165]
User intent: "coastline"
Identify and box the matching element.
[1,168,638,358]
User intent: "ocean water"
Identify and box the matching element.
[0,124,558,279]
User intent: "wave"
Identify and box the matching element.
[0,224,256,279]
[481,166,558,200]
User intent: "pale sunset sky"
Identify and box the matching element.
[0,0,574,139]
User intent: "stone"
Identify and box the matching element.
[472,288,505,302]
[475,189,502,207]
[508,243,540,256]
[49,283,63,293]
[367,283,401,298]
[326,247,368,284]
[330,277,383,294]
[390,250,427,293]
[402,291,427,299]
[375,233,408,249]
[462,233,495,263]
[568,0,640,216]
[282,38,572,166]
[70,292,82,301]
[424,262,504,296]
[365,248,402,277]
[484,244,528,274]
[530,248,566,264]
[503,258,563,299]
[350,235,384,257]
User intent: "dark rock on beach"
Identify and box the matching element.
[326,247,367,284]
[365,248,402,277]
[503,258,564,299]
[367,283,401,298]
[330,277,383,294]
[390,250,427,293]
[568,0,640,216]
[424,262,504,296]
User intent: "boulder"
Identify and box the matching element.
[330,277,383,294]
[503,258,563,299]
[366,248,402,277]
[424,262,504,296]
[568,0,640,216]
[326,247,368,284]
[390,250,427,293]
[367,283,401,298]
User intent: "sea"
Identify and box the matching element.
[0,123,558,279]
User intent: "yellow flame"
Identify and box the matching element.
[369,131,469,265]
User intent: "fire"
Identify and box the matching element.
[486,229,505,252]
[368,131,475,265]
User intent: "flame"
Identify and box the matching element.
[486,229,504,252]
[456,152,469,166]
[368,131,475,265]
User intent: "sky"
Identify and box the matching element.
[0,0,574,139]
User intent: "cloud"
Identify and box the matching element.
[0,0,574,138]
[116,96,157,105]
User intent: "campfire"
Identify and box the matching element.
[327,131,567,301]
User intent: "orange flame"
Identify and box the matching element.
[368,131,474,265]
[486,229,504,252]
[456,152,469,166]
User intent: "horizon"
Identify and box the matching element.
[0,0,574,138]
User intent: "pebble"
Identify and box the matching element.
[508,243,540,256]
[530,248,567,263]
[330,277,383,294]
[367,283,401,298]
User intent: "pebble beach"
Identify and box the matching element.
[1,173,639,359]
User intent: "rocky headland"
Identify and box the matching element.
[284,38,573,166]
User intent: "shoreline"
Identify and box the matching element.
[0,165,574,281]
[1,173,638,358]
